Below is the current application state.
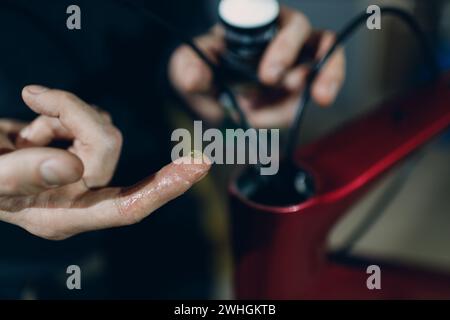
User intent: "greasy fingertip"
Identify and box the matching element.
[170,151,212,187]
[117,152,211,223]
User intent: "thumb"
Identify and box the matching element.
[0,148,84,195]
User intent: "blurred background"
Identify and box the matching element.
[0,0,449,299]
[199,0,450,298]
[297,0,450,289]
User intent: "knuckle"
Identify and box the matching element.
[91,105,113,124]
[101,111,113,124]
[111,126,123,144]
[101,126,123,150]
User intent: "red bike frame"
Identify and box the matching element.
[229,72,450,299]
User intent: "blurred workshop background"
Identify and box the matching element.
[194,0,450,298]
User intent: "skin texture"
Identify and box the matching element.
[0,86,211,240]
[170,5,346,128]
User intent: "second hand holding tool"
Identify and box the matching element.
[119,0,439,207]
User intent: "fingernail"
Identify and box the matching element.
[40,159,64,187]
[26,85,49,95]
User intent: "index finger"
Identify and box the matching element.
[17,153,211,240]
[21,86,110,145]
[259,7,312,85]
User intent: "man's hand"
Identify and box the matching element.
[169,6,346,128]
[0,85,210,240]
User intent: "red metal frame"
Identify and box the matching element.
[229,72,450,299]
